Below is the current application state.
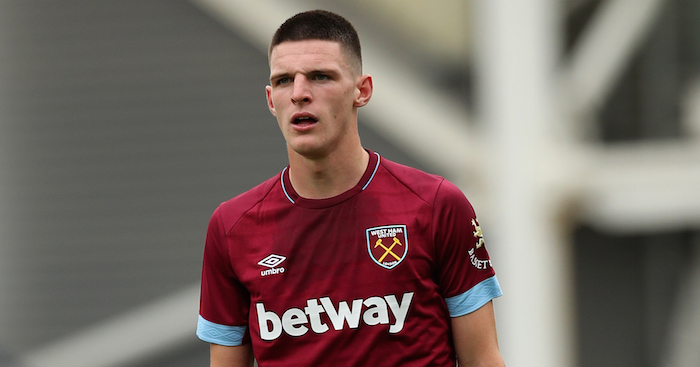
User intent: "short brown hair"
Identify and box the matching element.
[270,10,362,71]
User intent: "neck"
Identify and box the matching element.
[287,145,369,199]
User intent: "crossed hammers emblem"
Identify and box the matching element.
[374,237,403,263]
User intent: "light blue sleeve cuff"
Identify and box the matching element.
[196,315,247,346]
[444,276,503,317]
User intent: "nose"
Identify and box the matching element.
[291,75,312,104]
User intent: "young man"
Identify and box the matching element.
[197,10,504,367]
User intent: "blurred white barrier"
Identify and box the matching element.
[565,0,666,115]
[21,285,200,367]
[585,142,700,233]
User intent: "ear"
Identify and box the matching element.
[353,74,373,107]
[265,85,277,117]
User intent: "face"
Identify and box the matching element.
[266,40,372,159]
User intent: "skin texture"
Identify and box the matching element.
[265,40,373,199]
[452,301,505,367]
[210,344,253,367]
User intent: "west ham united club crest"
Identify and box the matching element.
[366,225,408,270]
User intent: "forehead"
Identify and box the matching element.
[269,40,354,74]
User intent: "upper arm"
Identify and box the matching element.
[432,180,498,298]
[451,301,505,367]
[431,181,503,365]
[198,209,251,346]
[210,343,254,367]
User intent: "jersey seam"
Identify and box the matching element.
[225,179,278,237]
[380,163,442,209]
[222,178,278,283]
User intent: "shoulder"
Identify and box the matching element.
[211,173,281,234]
[379,156,464,205]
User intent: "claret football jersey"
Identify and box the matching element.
[197,150,502,366]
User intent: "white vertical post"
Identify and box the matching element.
[474,1,575,366]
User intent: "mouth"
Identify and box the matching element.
[291,113,318,127]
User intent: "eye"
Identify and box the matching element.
[314,74,329,81]
[275,77,291,86]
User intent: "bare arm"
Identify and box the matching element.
[451,301,505,367]
[210,343,254,367]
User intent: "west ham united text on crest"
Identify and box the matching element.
[366,225,408,269]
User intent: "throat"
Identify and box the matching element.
[288,149,370,199]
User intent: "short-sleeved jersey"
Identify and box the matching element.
[197,151,502,366]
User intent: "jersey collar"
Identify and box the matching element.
[280,150,380,209]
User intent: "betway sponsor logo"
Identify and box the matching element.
[256,292,414,341]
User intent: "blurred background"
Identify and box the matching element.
[0,0,699,366]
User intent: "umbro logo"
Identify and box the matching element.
[258,254,286,267]
[258,254,286,277]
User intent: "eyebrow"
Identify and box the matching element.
[269,72,290,83]
[308,68,341,78]
[269,68,342,83]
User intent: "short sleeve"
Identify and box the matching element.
[432,180,502,317]
[197,207,251,346]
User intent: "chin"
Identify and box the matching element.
[288,142,331,160]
